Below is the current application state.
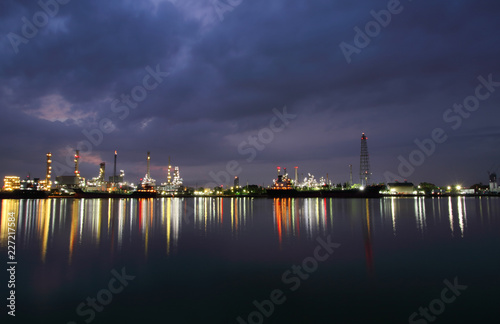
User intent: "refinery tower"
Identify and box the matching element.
[360,133,370,187]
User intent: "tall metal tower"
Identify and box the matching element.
[349,164,353,187]
[359,133,370,186]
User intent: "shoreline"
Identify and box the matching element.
[0,191,498,200]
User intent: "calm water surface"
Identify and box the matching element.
[1,197,499,323]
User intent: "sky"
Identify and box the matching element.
[1,0,499,188]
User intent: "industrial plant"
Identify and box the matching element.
[1,149,184,197]
[1,133,498,198]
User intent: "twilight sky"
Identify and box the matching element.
[1,0,499,187]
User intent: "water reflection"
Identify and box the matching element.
[273,198,330,246]
[362,199,374,276]
[0,198,185,262]
[0,196,493,264]
[414,197,427,235]
[192,197,252,237]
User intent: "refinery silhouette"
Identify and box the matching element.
[1,133,498,198]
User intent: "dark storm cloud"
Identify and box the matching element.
[1,0,499,186]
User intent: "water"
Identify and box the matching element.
[1,197,499,323]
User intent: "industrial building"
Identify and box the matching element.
[55,150,85,190]
[55,175,80,189]
[140,151,156,190]
[387,182,415,195]
[159,157,183,194]
[3,176,21,191]
[86,162,108,192]
[489,172,499,193]
[20,177,41,190]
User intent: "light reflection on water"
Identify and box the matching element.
[1,197,499,263]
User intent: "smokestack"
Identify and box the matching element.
[294,166,298,184]
[74,150,80,178]
[277,166,281,176]
[113,150,117,183]
[167,156,172,184]
[46,152,52,191]
[147,151,151,178]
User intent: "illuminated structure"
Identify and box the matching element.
[3,176,20,191]
[55,175,80,190]
[489,172,499,192]
[20,176,40,190]
[140,151,156,190]
[54,150,84,190]
[294,166,299,186]
[360,133,370,187]
[86,162,107,191]
[387,181,415,195]
[297,173,330,189]
[108,151,123,184]
[234,176,239,188]
[173,167,182,186]
[160,158,183,194]
[271,166,293,189]
[45,152,52,190]
[167,157,172,184]
[74,150,81,180]
[99,163,105,182]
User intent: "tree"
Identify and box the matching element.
[418,182,438,194]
